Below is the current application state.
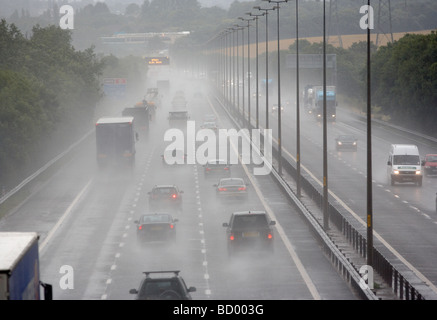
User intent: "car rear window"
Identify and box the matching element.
[141,279,182,296]
[220,179,243,186]
[141,215,171,223]
[232,214,268,228]
[153,187,177,194]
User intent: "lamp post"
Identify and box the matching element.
[239,16,255,127]
[322,0,329,231]
[254,5,275,131]
[265,0,288,176]
[248,10,266,131]
[366,0,373,268]
[295,0,302,198]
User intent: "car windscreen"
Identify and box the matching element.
[393,155,420,165]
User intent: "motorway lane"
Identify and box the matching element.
[104,81,357,300]
[0,78,358,300]
[249,95,437,291]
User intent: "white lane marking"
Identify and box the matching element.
[40,178,93,251]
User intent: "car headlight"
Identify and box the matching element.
[416,170,422,175]
[337,141,342,145]
[393,170,399,174]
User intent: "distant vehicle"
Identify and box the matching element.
[200,121,218,132]
[161,148,187,165]
[335,135,357,151]
[145,88,160,109]
[304,85,337,121]
[168,111,190,121]
[171,92,187,109]
[122,104,150,132]
[157,80,170,95]
[0,232,52,300]
[204,159,231,177]
[134,213,178,243]
[148,185,183,211]
[203,114,216,122]
[95,117,138,168]
[422,154,437,176]
[129,270,196,300]
[271,103,284,114]
[222,211,276,256]
[213,178,249,200]
[387,144,422,186]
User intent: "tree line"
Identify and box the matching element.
[0,19,103,189]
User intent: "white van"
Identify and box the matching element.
[387,144,422,186]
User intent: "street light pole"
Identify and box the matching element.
[295,0,302,198]
[239,16,255,127]
[323,0,329,231]
[265,0,288,176]
[255,5,275,131]
[248,10,266,130]
[366,0,373,268]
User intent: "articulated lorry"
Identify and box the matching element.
[0,232,52,300]
[304,85,337,122]
[95,117,138,168]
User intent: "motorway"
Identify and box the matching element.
[0,76,360,300]
[249,86,437,295]
[1,72,436,300]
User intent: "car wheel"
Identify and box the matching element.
[417,179,422,187]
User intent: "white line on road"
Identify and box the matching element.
[39,178,93,251]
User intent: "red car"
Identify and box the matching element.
[423,154,437,176]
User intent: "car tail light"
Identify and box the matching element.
[206,168,211,171]
[224,167,229,170]
[238,187,246,191]
[218,187,227,191]
[138,225,143,230]
[267,233,273,239]
[229,233,234,241]
[172,194,177,199]
[170,224,174,229]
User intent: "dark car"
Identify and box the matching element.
[204,159,231,177]
[200,121,218,132]
[422,154,437,176]
[161,148,187,165]
[222,211,276,256]
[129,270,196,300]
[335,134,357,151]
[134,213,178,243]
[203,114,217,122]
[148,185,183,211]
[214,178,248,201]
